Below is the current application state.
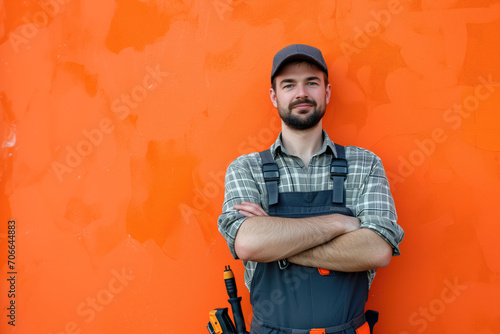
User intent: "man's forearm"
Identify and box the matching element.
[288,228,393,272]
[234,213,358,262]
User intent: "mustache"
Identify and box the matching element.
[289,99,317,108]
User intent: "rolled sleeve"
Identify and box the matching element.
[217,156,263,259]
[355,156,404,255]
[218,214,246,259]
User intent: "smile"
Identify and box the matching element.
[292,104,314,110]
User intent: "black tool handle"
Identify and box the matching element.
[228,297,247,334]
[224,266,248,334]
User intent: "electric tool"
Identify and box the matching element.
[207,265,248,334]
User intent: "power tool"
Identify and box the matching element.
[207,265,248,334]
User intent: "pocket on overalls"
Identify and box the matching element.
[355,322,370,334]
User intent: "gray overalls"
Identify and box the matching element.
[249,144,376,334]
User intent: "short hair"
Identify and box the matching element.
[271,60,329,92]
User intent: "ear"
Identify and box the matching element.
[325,83,332,104]
[270,87,278,108]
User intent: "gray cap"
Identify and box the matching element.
[271,44,328,83]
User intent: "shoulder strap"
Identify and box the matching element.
[259,149,279,206]
[331,144,348,205]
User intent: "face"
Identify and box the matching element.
[270,62,331,131]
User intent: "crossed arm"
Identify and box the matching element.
[233,201,392,272]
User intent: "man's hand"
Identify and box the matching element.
[234,201,360,239]
[234,201,360,234]
[288,228,393,271]
[234,201,269,217]
[335,214,361,234]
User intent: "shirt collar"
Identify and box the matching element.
[270,130,338,158]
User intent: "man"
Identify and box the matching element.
[218,44,404,334]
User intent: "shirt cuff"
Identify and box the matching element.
[360,216,404,256]
[224,216,247,260]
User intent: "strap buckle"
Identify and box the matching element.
[330,159,347,178]
[259,149,280,206]
[263,171,280,182]
[262,163,280,183]
[278,259,289,270]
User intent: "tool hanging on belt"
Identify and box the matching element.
[207,266,249,334]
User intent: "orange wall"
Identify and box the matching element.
[1,1,500,333]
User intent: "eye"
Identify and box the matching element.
[307,81,319,86]
[283,84,294,89]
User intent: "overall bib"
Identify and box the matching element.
[250,145,374,334]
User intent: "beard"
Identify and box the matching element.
[277,98,326,131]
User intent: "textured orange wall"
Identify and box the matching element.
[1,0,500,333]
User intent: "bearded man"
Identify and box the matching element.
[218,44,404,334]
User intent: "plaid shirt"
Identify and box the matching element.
[218,131,404,290]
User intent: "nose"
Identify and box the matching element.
[295,84,309,99]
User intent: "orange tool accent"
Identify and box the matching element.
[310,329,325,334]
[223,268,234,280]
[208,310,223,334]
[355,322,370,334]
[318,268,330,276]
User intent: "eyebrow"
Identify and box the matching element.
[279,76,321,86]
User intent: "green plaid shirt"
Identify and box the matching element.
[218,131,404,290]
